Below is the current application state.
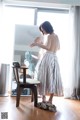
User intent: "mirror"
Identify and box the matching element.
[12,24,41,96]
[13,24,41,64]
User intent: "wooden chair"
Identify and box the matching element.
[12,61,40,107]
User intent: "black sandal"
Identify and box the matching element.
[37,102,57,112]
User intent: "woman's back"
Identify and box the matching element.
[46,33,60,53]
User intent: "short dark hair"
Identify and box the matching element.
[39,21,54,34]
[39,25,44,34]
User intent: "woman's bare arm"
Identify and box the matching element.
[31,43,50,50]
[30,36,51,51]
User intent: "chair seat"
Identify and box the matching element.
[19,78,40,84]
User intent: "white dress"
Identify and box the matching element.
[37,51,63,96]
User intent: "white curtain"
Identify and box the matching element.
[0,3,15,64]
[0,3,15,93]
[64,6,80,99]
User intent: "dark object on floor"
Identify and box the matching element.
[37,102,57,112]
[12,88,30,95]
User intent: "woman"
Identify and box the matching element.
[30,21,63,104]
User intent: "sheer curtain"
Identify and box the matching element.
[0,3,14,64]
[64,6,80,99]
[0,3,15,94]
[0,3,4,58]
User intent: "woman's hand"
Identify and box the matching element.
[30,36,43,47]
[34,37,41,43]
[30,42,38,47]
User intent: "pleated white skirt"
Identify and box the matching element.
[37,51,63,96]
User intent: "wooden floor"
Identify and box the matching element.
[0,96,80,120]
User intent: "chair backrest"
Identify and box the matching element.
[20,74,32,79]
[12,61,32,83]
[12,62,21,83]
[13,61,20,68]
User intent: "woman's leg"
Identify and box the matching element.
[48,93,54,104]
[42,95,46,102]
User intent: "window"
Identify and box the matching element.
[4,6,35,25]
[37,9,69,86]
[0,6,35,64]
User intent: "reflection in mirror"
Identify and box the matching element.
[12,24,42,96]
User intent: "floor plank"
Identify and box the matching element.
[0,96,80,120]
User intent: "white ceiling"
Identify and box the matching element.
[3,0,80,6]
[2,0,70,9]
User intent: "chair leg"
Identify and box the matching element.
[31,91,34,102]
[16,85,21,107]
[32,85,37,107]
